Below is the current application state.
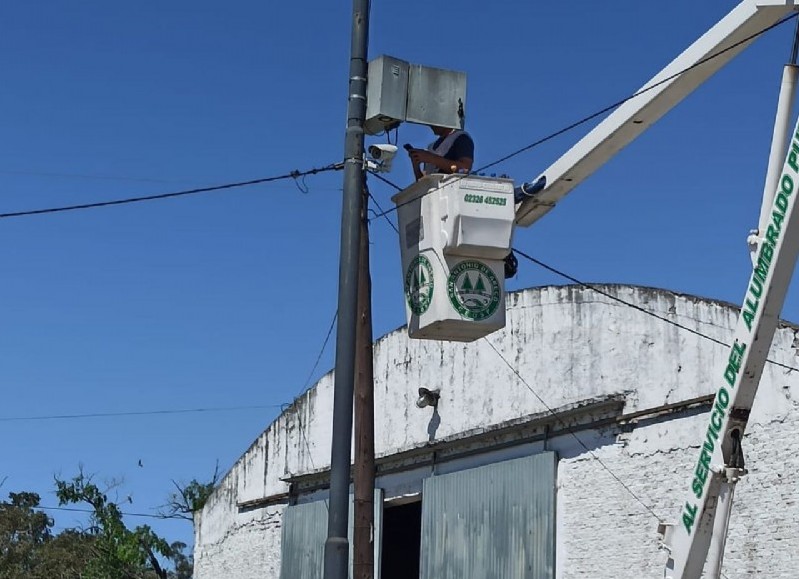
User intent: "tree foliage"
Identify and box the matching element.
[160,463,220,523]
[0,472,194,579]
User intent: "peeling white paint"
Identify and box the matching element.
[195,285,799,579]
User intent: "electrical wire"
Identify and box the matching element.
[296,310,338,398]
[364,194,756,523]
[36,504,180,520]
[365,196,798,536]
[365,193,789,530]
[365,171,402,232]
[365,175,796,374]
[370,11,799,222]
[363,15,799,527]
[366,191,399,234]
[282,308,339,492]
[3,14,794,223]
[476,11,799,173]
[0,404,284,423]
[0,163,344,220]
[365,177,665,521]
[513,248,799,373]
[367,170,403,192]
[482,337,665,523]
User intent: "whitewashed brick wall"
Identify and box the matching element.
[195,285,799,579]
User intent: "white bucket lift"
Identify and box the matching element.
[391,174,515,342]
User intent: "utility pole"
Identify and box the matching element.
[353,178,375,579]
[324,1,371,578]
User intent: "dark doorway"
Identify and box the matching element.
[380,500,422,579]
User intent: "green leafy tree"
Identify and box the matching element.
[0,491,94,579]
[0,492,53,577]
[167,541,193,579]
[0,473,194,579]
[55,471,182,579]
[38,529,96,579]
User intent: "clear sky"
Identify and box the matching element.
[2,0,798,556]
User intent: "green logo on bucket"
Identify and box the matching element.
[447,260,500,321]
[405,255,434,315]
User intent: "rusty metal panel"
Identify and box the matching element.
[420,453,556,579]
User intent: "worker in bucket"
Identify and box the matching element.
[405,127,521,278]
[405,125,474,181]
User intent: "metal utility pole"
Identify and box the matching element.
[353,178,375,579]
[324,1,371,578]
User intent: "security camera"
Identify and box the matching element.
[368,143,398,160]
[367,144,398,172]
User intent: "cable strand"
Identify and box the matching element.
[370,12,798,222]
[0,163,344,219]
[513,248,799,373]
[0,404,284,423]
[476,11,799,173]
[483,337,664,522]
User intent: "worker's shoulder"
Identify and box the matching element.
[453,130,475,156]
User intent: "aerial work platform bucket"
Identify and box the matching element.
[391,174,515,342]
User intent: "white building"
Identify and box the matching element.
[194,284,799,579]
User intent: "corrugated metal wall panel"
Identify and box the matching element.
[280,499,327,579]
[420,452,557,579]
[280,489,384,579]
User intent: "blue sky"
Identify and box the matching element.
[2,0,798,554]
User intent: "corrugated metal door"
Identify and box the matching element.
[280,489,384,579]
[420,453,556,579]
[280,498,328,579]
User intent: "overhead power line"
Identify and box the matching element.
[483,338,664,523]
[365,199,787,528]
[365,182,664,521]
[296,310,338,398]
[476,11,799,173]
[37,504,179,520]
[366,170,402,192]
[370,11,799,221]
[0,163,343,220]
[0,403,284,423]
[365,173,400,233]
[513,248,799,374]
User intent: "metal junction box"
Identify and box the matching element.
[406,64,466,129]
[392,174,515,342]
[365,55,467,135]
[365,56,409,136]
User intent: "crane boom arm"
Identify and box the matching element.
[515,0,799,227]
[511,2,799,577]
[665,112,799,579]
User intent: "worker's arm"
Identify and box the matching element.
[408,149,425,180]
[407,148,473,175]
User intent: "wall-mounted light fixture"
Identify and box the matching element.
[416,387,440,409]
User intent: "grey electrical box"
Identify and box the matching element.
[365,56,409,136]
[365,55,467,135]
[406,64,466,129]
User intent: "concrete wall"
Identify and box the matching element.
[194,285,799,579]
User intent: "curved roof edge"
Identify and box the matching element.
[236,283,798,476]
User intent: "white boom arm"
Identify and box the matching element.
[511,2,799,577]
[664,114,799,578]
[515,0,798,227]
